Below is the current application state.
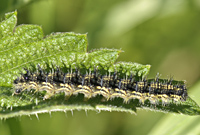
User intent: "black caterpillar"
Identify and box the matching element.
[13,67,188,104]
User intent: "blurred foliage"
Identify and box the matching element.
[1,0,200,135]
[0,0,36,16]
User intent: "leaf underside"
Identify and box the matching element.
[0,11,199,119]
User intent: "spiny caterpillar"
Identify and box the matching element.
[13,67,188,105]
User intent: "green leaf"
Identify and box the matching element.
[84,49,122,69]
[109,62,151,77]
[0,11,199,119]
[0,11,17,37]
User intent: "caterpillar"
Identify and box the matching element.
[13,67,188,105]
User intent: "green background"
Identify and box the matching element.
[1,0,200,135]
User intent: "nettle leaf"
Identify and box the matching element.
[0,11,199,119]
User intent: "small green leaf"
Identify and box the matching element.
[109,62,151,79]
[83,48,122,69]
[0,11,17,38]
